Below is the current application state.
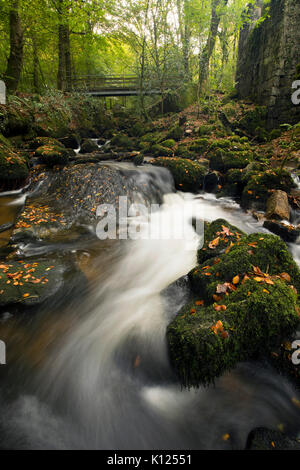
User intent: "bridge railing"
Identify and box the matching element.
[68,75,180,93]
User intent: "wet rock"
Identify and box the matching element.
[266,190,290,221]
[0,144,29,191]
[0,259,68,311]
[79,139,99,154]
[204,171,219,192]
[35,145,69,167]
[241,168,295,210]
[58,134,79,149]
[263,220,300,243]
[151,157,206,192]
[11,162,174,243]
[251,210,265,222]
[167,221,300,387]
[0,223,14,234]
[246,427,300,450]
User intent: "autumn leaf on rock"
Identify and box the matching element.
[208,236,220,249]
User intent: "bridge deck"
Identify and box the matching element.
[69,76,178,96]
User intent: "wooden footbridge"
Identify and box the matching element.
[68,76,179,96]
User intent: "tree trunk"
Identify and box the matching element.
[57,0,71,91]
[5,0,24,94]
[198,0,228,92]
[32,36,39,93]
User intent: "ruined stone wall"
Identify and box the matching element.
[236,0,300,128]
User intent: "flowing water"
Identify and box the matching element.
[0,162,300,450]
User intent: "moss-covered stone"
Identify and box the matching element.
[208,137,255,172]
[0,145,29,190]
[174,144,196,160]
[110,133,133,150]
[29,136,65,151]
[167,278,298,387]
[168,225,300,387]
[35,145,69,167]
[241,168,296,209]
[197,218,246,265]
[188,138,211,154]
[151,157,206,192]
[161,139,176,149]
[191,232,300,302]
[79,139,99,154]
[152,144,174,157]
[166,125,184,141]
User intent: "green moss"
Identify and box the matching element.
[161,139,176,149]
[0,144,29,189]
[0,133,12,149]
[166,125,183,141]
[175,144,196,159]
[152,144,174,157]
[197,124,215,136]
[110,133,133,150]
[191,232,300,302]
[188,138,211,153]
[35,145,69,167]
[208,137,255,172]
[241,168,296,209]
[151,157,206,192]
[29,136,65,151]
[167,278,298,387]
[196,218,246,265]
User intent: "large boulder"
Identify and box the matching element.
[0,144,29,191]
[35,144,69,167]
[266,190,290,220]
[79,139,99,154]
[167,220,300,387]
[151,157,206,192]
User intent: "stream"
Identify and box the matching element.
[0,161,299,450]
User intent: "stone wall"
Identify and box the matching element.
[236,0,300,128]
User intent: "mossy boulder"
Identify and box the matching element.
[151,157,206,192]
[208,137,254,172]
[79,139,99,154]
[167,279,298,387]
[166,125,184,141]
[188,138,211,154]
[35,145,69,167]
[29,136,65,151]
[0,145,29,191]
[161,139,176,149]
[241,168,296,209]
[167,223,300,387]
[191,232,300,301]
[152,144,174,157]
[175,144,196,160]
[197,124,215,136]
[197,218,246,265]
[110,133,133,150]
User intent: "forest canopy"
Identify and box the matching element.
[0,0,268,96]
